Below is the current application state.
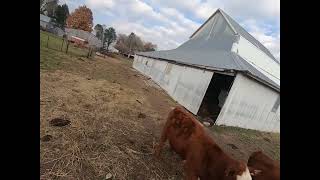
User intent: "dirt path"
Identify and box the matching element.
[40,52,279,180]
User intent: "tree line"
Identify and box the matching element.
[114,33,157,54]
[40,0,157,53]
[94,26,157,54]
[40,0,69,28]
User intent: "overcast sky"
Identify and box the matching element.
[60,0,280,61]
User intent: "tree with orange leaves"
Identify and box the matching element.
[66,5,93,32]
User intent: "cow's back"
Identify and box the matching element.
[165,107,204,159]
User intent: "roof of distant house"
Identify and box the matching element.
[40,14,51,23]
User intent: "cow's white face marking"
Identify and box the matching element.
[237,167,252,180]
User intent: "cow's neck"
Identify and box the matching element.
[206,140,243,171]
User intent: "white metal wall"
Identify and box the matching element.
[216,73,280,132]
[232,36,280,86]
[133,55,213,114]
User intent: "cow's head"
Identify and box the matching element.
[248,166,262,177]
[171,107,196,136]
[225,162,253,180]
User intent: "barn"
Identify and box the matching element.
[65,28,103,48]
[40,14,51,29]
[133,9,280,133]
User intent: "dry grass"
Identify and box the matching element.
[40,70,184,179]
[40,42,279,179]
[40,46,183,179]
[208,125,280,162]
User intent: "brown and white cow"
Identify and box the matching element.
[247,151,280,180]
[155,106,252,180]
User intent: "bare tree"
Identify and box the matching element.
[143,42,157,51]
[114,32,156,55]
[126,33,144,56]
[114,34,129,54]
[41,0,59,17]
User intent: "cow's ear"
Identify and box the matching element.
[173,106,183,114]
[250,169,262,176]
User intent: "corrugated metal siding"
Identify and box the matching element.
[133,55,213,114]
[216,73,280,132]
[172,67,213,113]
[137,9,280,92]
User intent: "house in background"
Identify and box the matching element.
[92,27,119,53]
[69,36,88,48]
[65,28,103,49]
[40,14,65,36]
[40,14,51,29]
[133,9,280,132]
[108,42,119,53]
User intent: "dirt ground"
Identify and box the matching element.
[40,49,279,180]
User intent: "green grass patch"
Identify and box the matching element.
[40,30,90,57]
[211,125,280,161]
[113,54,134,65]
[212,125,262,135]
[211,125,280,142]
[40,31,94,70]
[40,47,64,70]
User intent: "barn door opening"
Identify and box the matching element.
[197,73,235,125]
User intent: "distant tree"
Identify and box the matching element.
[94,24,104,41]
[42,0,59,17]
[40,0,44,14]
[143,42,157,51]
[127,32,135,54]
[66,5,93,32]
[103,27,117,52]
[54,4,69,27]
[114,32,148,55]
[114,34,129,53]
[40,0,44,8]
[126,32,144,54]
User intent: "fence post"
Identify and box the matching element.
[60,38,64,51]
[87,47,91,58]
[46,35,49,48]
[66,42,69,54]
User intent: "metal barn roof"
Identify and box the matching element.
[137,9,280,92]
[40,14,51,23]
[218,9,279,64]
[65,28,103,48]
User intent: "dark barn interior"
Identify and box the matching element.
[197,73,235,125]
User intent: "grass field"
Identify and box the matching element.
[40,31,280,179]
[210,125,280,161]
[40,30,90,59]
